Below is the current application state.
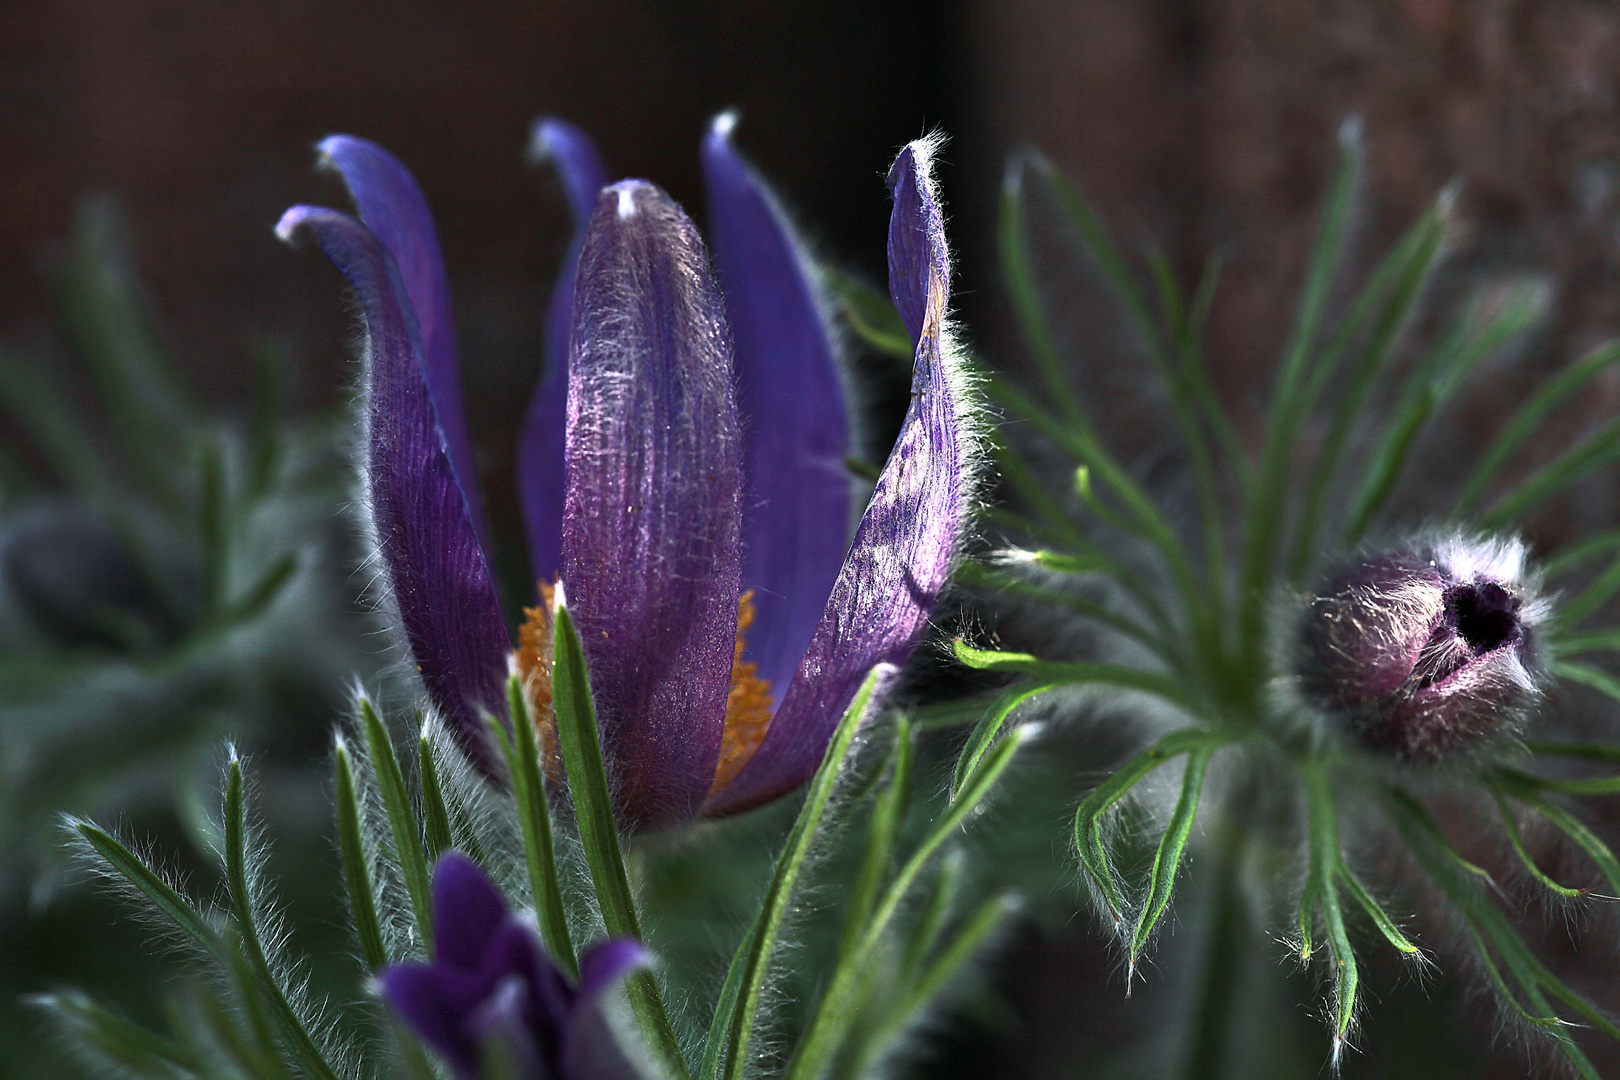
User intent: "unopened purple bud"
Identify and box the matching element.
[1293,535,1548,760]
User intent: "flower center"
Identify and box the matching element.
[1445,581,1520,654]
[513,586,775,794]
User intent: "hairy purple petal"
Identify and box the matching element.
[519,119,610,586]
[317,136,488,554]
[561,181,742,828]
[707,137,968,815]
[702,113,851,695]
[1295,535,1546,760]
[277,206,509,769]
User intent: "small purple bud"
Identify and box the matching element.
[1293,535,1548,760]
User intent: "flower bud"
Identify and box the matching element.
[1293,535,1546,760]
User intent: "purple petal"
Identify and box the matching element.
[701,113,851,695]
[378,963,484,1078]
[705,138,967,816]
[277,206,510,770]
[575,939,650,1003]
[560,940,652,1080]
[432,853,510,970]
[469,976,548,1080]
[519,120,611,586]
[560,181,742,828]
[317,136,488,556]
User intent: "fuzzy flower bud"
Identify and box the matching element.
[1293,535,1547,760]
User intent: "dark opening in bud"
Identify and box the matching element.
[1292,537,1543,761]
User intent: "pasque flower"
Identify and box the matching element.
[380,853,649,1079]
[277,119,970,827]
[1294,534,1549,760]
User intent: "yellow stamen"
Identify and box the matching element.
[514,581,560,773]
[711,590,775,796]
[514,583,775,796]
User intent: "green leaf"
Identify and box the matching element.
[1304,764,1358,1049]
[1455,339,1620,517]
[1551,627,1620,657]
[1509,789,1620,897]
[836,717,912,967]
[333,739,388,972]
[701,664,888,1080]
[1336,865,1422,953]
[550,603,687,1079]
[223,757,342,1080]
[1242,119,1364,636]
[1129,743,1214,963]
[952,683,1051,800]
[360,695,434,952]
[952,640,1205,715]
[418,735,454,863]
[787,723,1034,1080]
[957,563,1176,661]
[1071,728,1217,921]
[1289,189,1448,581]
[1541,527,1620,579]
[35,991,207,1077]
[0,344,111,495]
[1556,558,1620,628]
[1479,414,1620,531]
[820,265,913,360]
[1296,881,1317,961]
[1553,659,1620,706]
[497,676,577,979]
[900,851,963,983]
[1524,741,1620,765]
[74,821,222,956]
[1491,789,1585,898]
[1343,284,1545,543]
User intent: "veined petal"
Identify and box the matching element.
[278,206,510,769]
[702,112,851,694]
[560,181,742,828]
[317,136,488,554]
[518,119,610,585]
[706,136,970,816]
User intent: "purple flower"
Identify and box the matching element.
[277,120,970,827]
[379,853,648,1080]
[1293,534,1549,759]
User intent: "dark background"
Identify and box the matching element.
[6,2,1620,1077]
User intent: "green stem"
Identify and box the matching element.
[1180,799,1252,1080]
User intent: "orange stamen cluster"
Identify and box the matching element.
[514,581,561,773]
[511,584,776,798]
[712,590,775,795]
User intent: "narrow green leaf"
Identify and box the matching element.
[1242,119,1365,638]
[952,640,1204,714]
[1129,743,1214,961]
[1383,788,1492,879]
[36,991,207,1076]
[1551,627,1620,656]
[957,563,1177,661]
[499,676,577,979]
[360,696,433,952]
[248,339,286,495]
[223,757,342,1080]
[1304,762,1358,1046]
[787,724,1034,1080]
[988,439,1088,550]
[1524,741,1620,765]
[1542,528,1620,579]
[1553,659,1620,706]
[1556,558,1620,629]
[1297,882,1316,961]
[74,822,222,956]
[821,265,913,360]
[198,440,228,612]
[1071,728,1217,919]
[1512,790,1620,897]
[1480,414,1620,531]
[0,345,110,495]
[836,717,911,968]
[900,851,963,983]
[417,736,454,863]
[215,553,298,629]
[999,156,1090,431]
[1336,865,1421,953]
[1344,287,1544,543]
[333,739,388,971]
[1456,339,1620,516]
[1491,790,1585,898]
[1290,191,1448,579]
[550,603,687,1079]
[702,664,888,1080]
[952,683,1051,800]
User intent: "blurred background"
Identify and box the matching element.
[4,2,1620,1077]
